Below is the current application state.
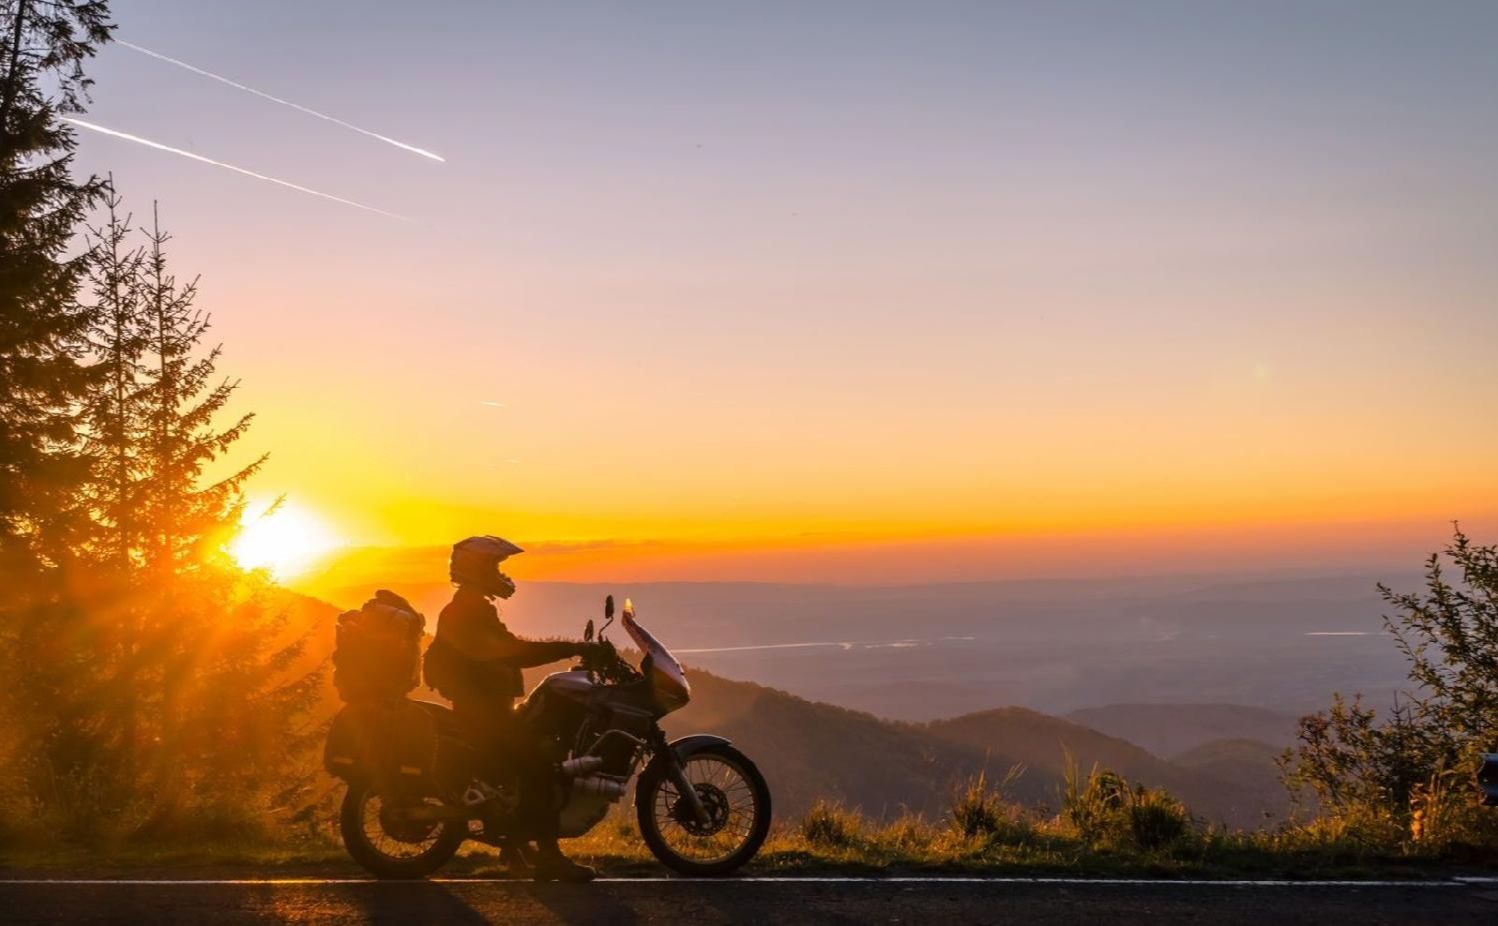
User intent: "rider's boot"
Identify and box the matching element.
[500,841,532,878]
[531,842,597,882]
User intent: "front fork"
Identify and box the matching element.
[650,729,711,826]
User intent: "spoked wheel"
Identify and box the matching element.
[338,782,465,879]
[636,743,771,876]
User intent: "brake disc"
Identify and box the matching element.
[671,784,730,837]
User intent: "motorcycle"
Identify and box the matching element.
[326,596,772,878]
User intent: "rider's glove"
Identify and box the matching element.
[579,641,612,661]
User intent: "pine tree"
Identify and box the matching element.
[137,201,263,575]
[1,4,324,840]
[83,178,148,569]
[0,0,114,823]
[67,179,154,792]
[121,203,319,833]
[0,0,113,592]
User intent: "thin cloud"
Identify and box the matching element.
[64,118,406,220]
[118,40,445,163]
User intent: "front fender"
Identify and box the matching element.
[639,734,732,782]
[667,734,732,761]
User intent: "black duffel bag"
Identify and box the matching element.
[332,590,425,703]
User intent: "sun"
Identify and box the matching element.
[230,500,342,580]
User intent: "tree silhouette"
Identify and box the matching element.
[0,0,115,826]
[2,4,323,841]
[83,179,147,569]
[137,201,263,575]
[1283,527,1498,843]
[0,0,112,598]
[117,201,315,829]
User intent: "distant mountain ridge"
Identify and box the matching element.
[1065,703,1300,757]
[654,679,1293,828]
[547,665,1292,827]
[922,708,1289,827]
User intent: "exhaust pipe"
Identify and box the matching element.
[572,774,628,800]
[559,756,604,779]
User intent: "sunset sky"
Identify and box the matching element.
[70,1,1498,582]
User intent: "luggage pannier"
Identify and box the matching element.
[332,590,425,702]
[324,700,474,794]
[324,701,433,785]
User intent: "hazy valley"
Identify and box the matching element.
[305,558,1417,721]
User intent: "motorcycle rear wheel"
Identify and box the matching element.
[636,743,771,877]
[338,782,465,879]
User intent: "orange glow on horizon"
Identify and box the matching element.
[287,511,1498,600]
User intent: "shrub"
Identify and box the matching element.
[799,800,864,848]
[1281,528,1498,844]
[874,813,937,853]
[1275,806,1405,855]
[1407,756,1498,853]
[1061,756,1128,842]
[1126,788,1190,850]
[1062,755,1192,851]
[948,767,1032,844]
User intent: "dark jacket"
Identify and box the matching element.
[424,585,580,702]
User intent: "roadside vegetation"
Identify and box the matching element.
[12,758,1492,879]
[10,527,1498,878]
[4,2,1498,881]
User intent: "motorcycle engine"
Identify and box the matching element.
[557,789,614,837]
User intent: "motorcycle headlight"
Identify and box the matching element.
[650,663,691,713]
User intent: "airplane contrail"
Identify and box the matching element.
[117,39,445,163]
[64,118,406,220]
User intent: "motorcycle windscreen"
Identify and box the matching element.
[623,611,691,711]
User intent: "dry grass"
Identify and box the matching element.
[6,772,1498,880]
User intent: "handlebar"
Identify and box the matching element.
[577,639,642,685]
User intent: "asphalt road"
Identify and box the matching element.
[3,877,1497,925]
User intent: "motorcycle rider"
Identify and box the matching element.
[423,535,603,882]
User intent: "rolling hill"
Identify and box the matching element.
[923,709,1289,826]
[1065,703,1301,757]
[634,674,1287,826]
[1171,738,1291,823]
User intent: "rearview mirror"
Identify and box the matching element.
[604,595,615,620]
[584,619,594,643]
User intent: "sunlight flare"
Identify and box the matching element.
[230,501,342,579]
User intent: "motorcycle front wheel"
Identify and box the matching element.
[636,743,771,876]
[338,782,465,879]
